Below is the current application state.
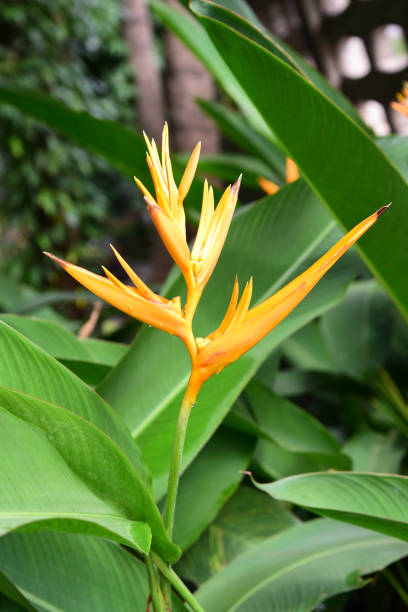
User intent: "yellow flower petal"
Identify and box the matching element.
[145,197,190,276]
[178,142,201,203]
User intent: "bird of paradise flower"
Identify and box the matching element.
[45,123,389,555]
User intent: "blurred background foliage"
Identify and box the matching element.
[0,0,137,286]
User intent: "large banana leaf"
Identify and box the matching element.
[0,321,148,481]
[195,518,408,611]
[99,181,359,498]
[0,532,149,612]
[0,387,178,562]
[191,0,408,319]
[257,472,408,542]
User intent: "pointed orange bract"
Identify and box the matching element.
[193,205,390,383]
[44,252,188,340]
[257,157,299,196]
[391,83,408,118]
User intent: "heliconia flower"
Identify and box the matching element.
[257,157,299,195]
[391,83,408,117]
[43,248,191,344]
[134,124,241,313]
[192,204,391,385]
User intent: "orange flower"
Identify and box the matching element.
[391,83,408,118]
[257,157,299,195]
[193,204,390,386]
[135,124,241,318]
[45,124,389,396]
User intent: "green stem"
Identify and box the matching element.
[161,370,201,608]
[383,569,408,606]
[163,373,199,539]
[152,553,205,612]
[145,555,165,612]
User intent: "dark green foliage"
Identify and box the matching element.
[0,0,136,285]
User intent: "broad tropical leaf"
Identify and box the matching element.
[177,486,298,587]
[0,388,179,562]
[191,0,408,318]
[0,532,149,612]
[258,472,408,542]
[0,314,127,384]
[195,518,408,611]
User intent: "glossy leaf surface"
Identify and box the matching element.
[196,518,408,611]
[0,387,178,562]
[192,0,408,318]
[0,321,148,481]
[259,472,408,542]
[0,532,149,612]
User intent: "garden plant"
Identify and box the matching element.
[2,1,408,611]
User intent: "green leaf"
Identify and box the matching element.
[0,321,149,482]
[258,472,408,542]
[99,181,358,498]
[0,314,92,362]
[246,381,340,454]
[343,430,405,473]
[321,280,394,378]
[207,0,368,130]
[253,439,351,481]
[0,573,35,612]
[172,428,254,550]
[197,99,285,180]
[0,532,149,612]
[195,517,408,611]
[272,368,335,397]
[149,0,271,138]
[0,315,128,385]
[0,387,179,562]
[191,0,408,318]
[377,135,408,182]
[177,486,297,586]
[281,320,338,373]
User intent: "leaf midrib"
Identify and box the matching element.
[201,532,400,609]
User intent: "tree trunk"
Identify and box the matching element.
[164,0,220,154]
[122,0,165,141]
